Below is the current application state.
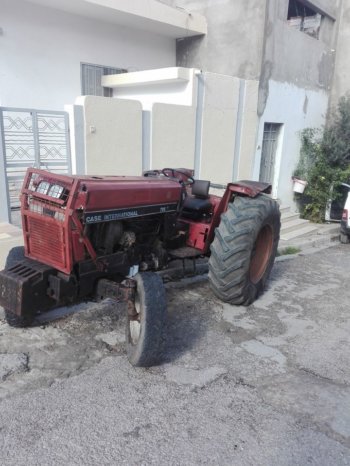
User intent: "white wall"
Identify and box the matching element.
[77,96,143,176]
[199,75,260,183]
[70,68,261,185]
[253,81,329,207]
[151,103,197,169]
[106,68,260,185]
[199,73,240,183]
[0,0,175,110]
[237,80,260,180]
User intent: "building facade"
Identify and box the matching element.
[1,0,348,223]
[331,0,350,107]
[0,0,206,222]
[0,0,206,109]
[162,0,342,206]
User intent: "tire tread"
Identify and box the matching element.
[208,195,280,305]
[126,272,166,367]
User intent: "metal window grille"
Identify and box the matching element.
[259,123,282,184]
[81,63,126,97]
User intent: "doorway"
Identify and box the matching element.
[259,123,283,196]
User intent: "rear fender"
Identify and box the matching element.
[202,180,272,254]
[228,180,272,197]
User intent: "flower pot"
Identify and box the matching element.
[292,177,308,194]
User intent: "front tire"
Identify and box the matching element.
[126,272,166,367]
[208,195,281,305]
[5,246,25,269]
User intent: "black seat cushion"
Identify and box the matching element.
[181,180,211,219]
[182,196,212,212]
[181,196,212,219]
[192,180,210,199]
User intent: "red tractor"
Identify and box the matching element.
[0,168,280,366]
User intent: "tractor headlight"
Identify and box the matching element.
[48,184,64,199]
[36,181,64,199]
[36,181,50,195]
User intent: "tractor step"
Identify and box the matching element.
[158,252,208,282]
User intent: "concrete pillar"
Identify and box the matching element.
[0,114,10,223]
[65,104,86,175]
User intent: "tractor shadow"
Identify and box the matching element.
[162,278,212,363]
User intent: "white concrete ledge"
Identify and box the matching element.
[102,67,193,88]
[24,0,207,38]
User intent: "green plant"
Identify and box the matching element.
[293,128,323,180]
[294,94,350,223]
[322,95,350,168]
[277,246,301,257]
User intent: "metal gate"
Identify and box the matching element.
[0,107,71,213]
[259,123,282,184]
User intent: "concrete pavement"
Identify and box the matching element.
[0,229,349,464]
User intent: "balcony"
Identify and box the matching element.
[23,0,207,38]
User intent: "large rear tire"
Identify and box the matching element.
[126,272,166,367]
[3,246,34,327]
[208,195,280,305]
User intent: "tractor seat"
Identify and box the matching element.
[182,180,212,219]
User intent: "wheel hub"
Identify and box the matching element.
[249,224,274,284]
[129,293,141,344]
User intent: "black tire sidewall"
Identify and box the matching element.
[5,246,25,270]
[126,272,166,367]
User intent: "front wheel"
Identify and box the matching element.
[208,195,281,305]
[126,272,166,367]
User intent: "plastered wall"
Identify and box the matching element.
[75,70,330,212]
[0,0,175,110]
[330,0,350,108]
[199,74,240,183]
[172,0,267,81]
[75,70,328,211]
[253,81,329,207]
[75,71,259,187]
[237,80,260,181]
[77,96,143,176]
[150,104,196,169]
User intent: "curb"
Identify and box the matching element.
[277,234,340,261]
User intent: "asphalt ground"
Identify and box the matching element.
[0,227,349,465]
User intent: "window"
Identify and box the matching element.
[81,63,127,97]
[287,0,322,39]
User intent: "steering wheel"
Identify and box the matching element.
[161,168,194,186]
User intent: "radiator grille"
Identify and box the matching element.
[28,217,66,269]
